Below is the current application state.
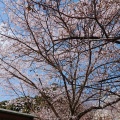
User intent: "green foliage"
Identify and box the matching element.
[6,104,14,110]
[0,95,47,113]
[0,101,7,109]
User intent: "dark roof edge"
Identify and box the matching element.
[0,108,37,118]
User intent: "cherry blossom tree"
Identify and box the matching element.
[0,0,120,120]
